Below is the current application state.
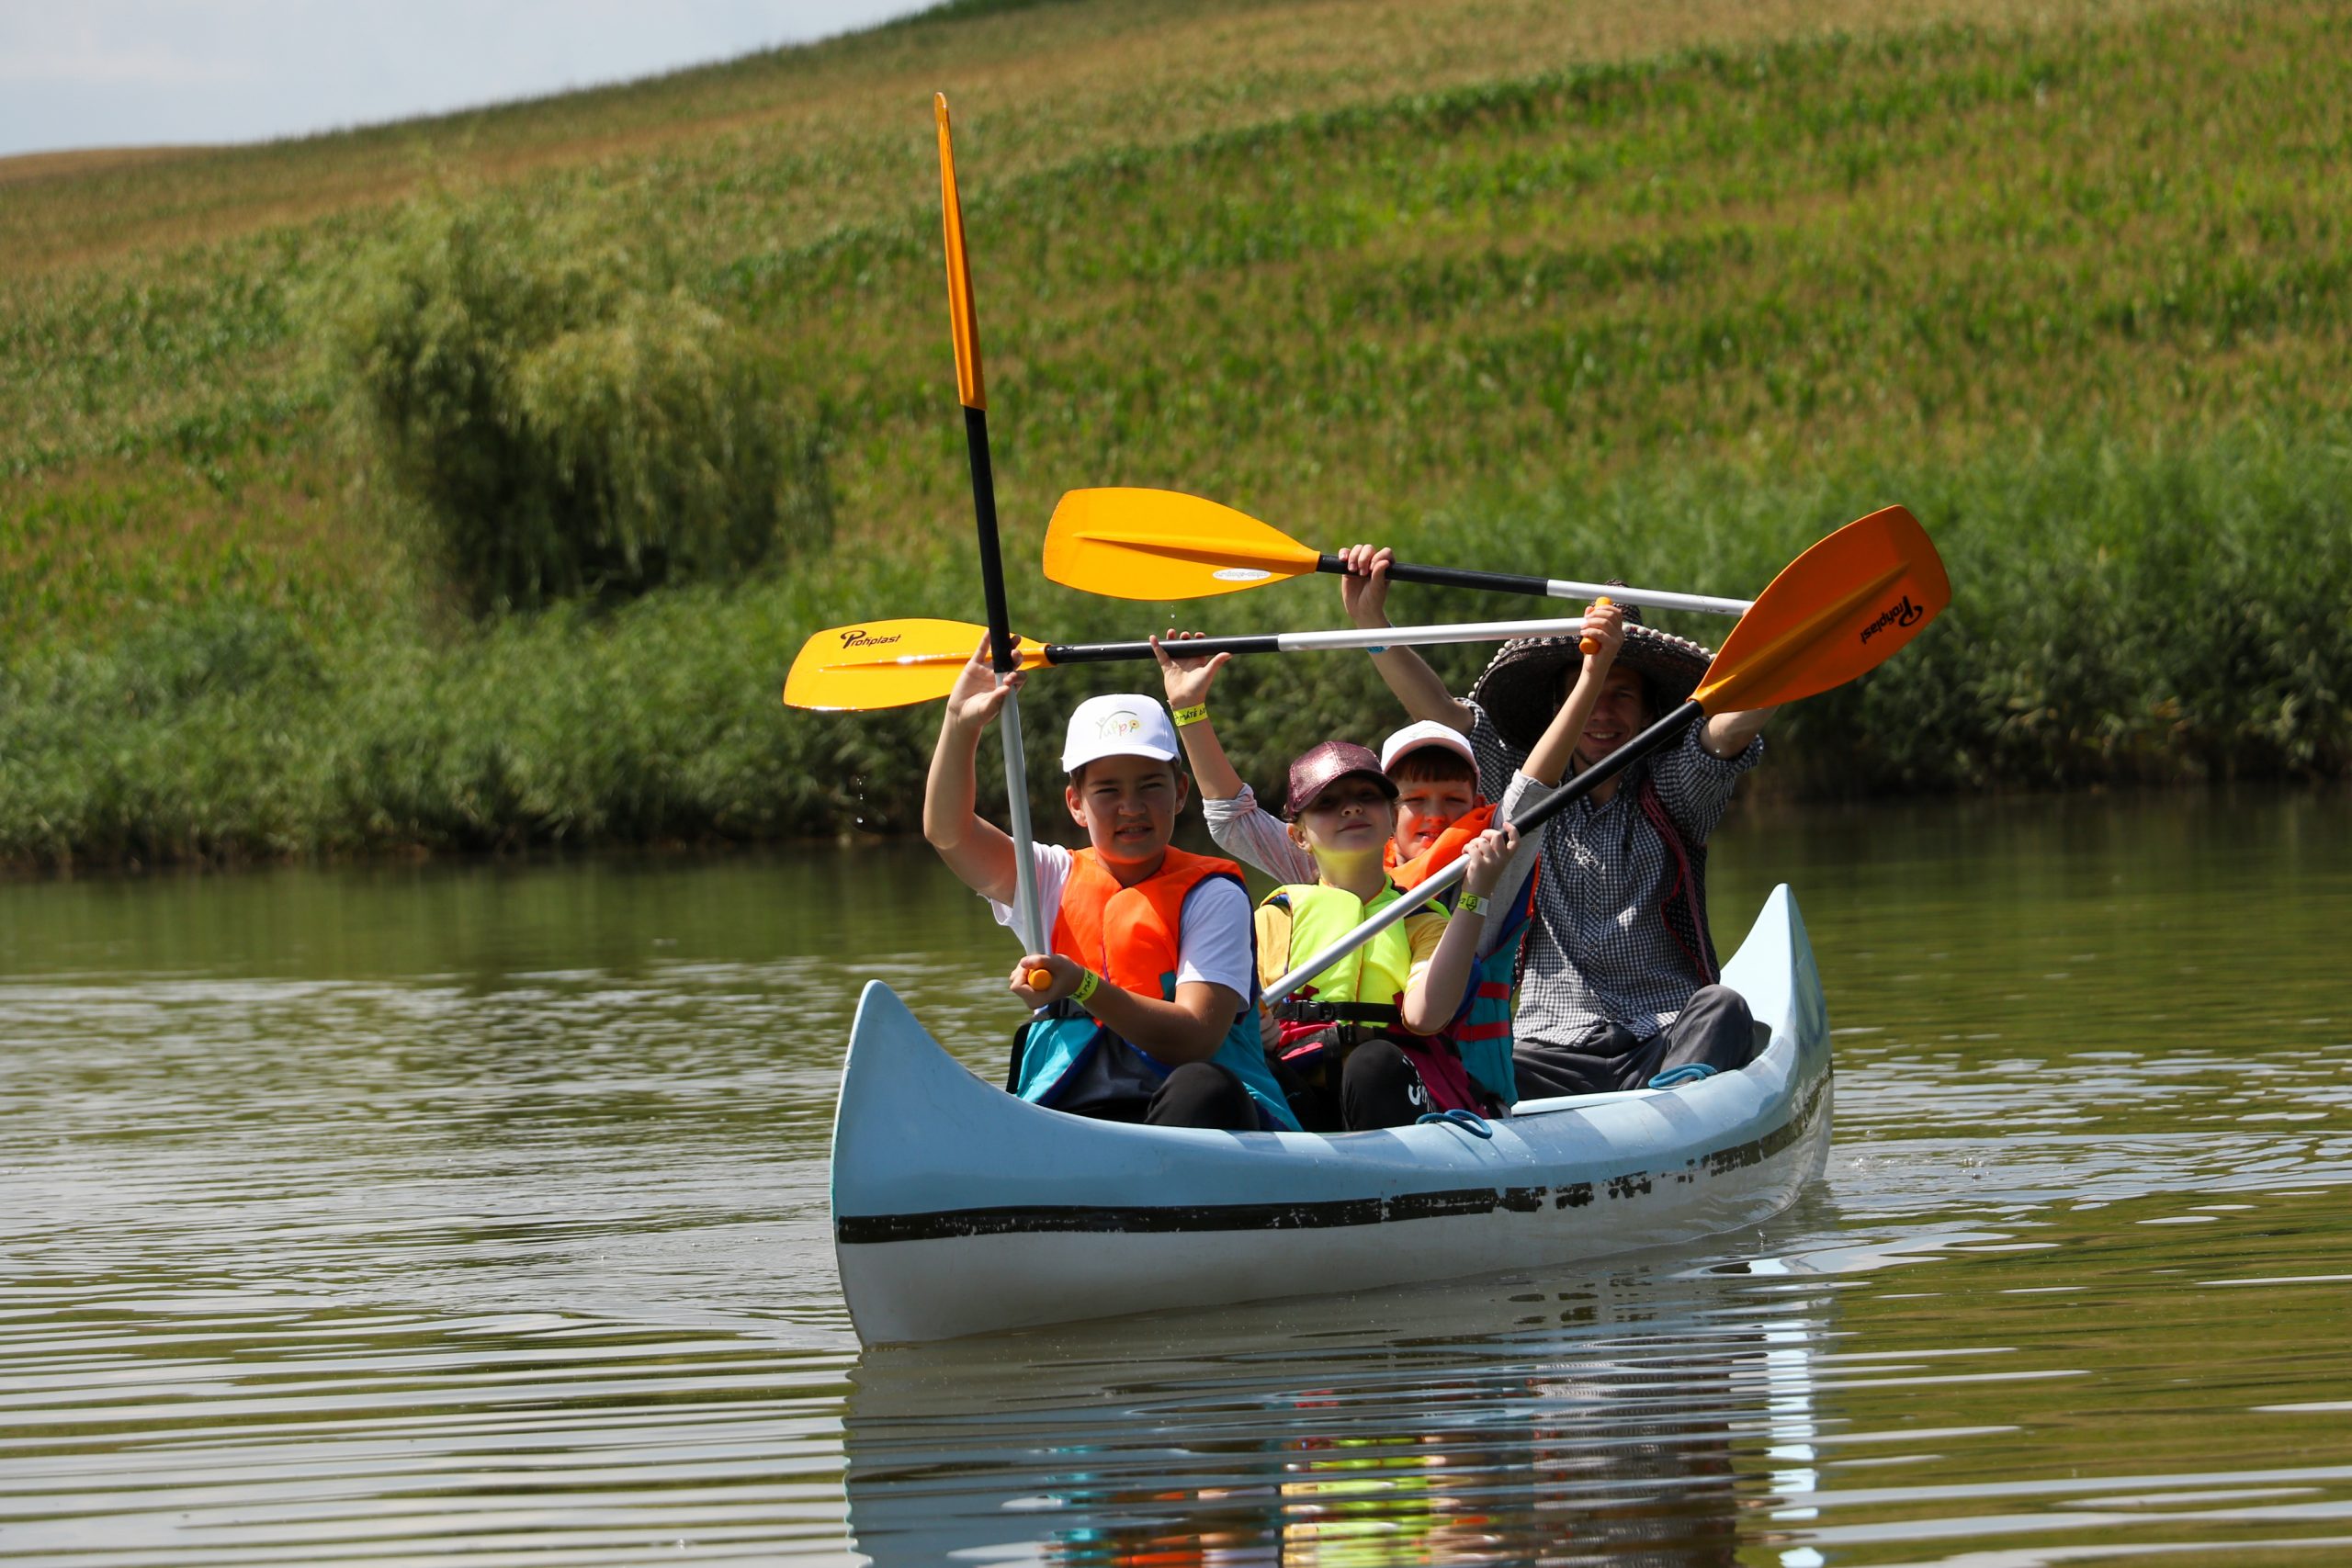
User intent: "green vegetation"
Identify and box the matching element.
[332,188,827,611]
[2,0,2346,869]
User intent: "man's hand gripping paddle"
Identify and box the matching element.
[1262,505,1952,1006]
[1043,487,1753,619]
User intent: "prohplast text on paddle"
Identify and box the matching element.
[1860,594,1928,644]
[839,628,902,649]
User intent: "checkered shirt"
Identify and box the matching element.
[1465,700,1762,1045]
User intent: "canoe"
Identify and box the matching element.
[831,884,1831,1345]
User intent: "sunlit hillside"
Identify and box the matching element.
[2,0,2345,868]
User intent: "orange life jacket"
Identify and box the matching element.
[1052,845,1228,989]
[1381,801,1522,1104]
[1385,801,1498,889]
[1015,846,1298,1129]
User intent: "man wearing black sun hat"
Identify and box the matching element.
[1333,545,1774,1100]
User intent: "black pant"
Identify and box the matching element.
[1148,1061,1263,1130]
[1065,1061,1263,1132]
[1272,1032,1430,1133]
[1340,1040,1432,1131]
[1511,985,1758,1100]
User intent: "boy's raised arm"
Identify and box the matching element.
[1338,545,1476,733]
[922,637,1023,906]
[1153,633,1245,800]
[1157,632,1318,884]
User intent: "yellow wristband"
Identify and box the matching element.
[1071,968,1102,1006]
[1457,891,1489,917]
[1171,704,1209,728]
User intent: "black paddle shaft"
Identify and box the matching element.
[1315,553,1555,599]
[965,406,1023,675]
[1043,632,1286,665]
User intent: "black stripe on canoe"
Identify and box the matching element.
[836,1183,1566,1245]
[837,1070,1829,1246]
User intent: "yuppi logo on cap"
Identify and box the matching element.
[1097,709,1146,740]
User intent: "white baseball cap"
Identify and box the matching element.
[1060,694,1182,773]
[1379,719,1476,775]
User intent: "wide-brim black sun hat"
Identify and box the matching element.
[1468,604,1716,753]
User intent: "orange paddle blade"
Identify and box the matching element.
[935,95,985,412]
[1690,505,1951,714]
[782,618,1046,711]
[1044,488,1321,600]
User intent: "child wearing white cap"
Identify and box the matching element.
[922,639,1298,1132]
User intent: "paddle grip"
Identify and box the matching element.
[1317,555,1555,599]
[1582,594,1612,657]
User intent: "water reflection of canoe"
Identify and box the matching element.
[832,885,1830,1346]
[844,1250,1831,1565]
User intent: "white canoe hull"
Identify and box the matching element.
[831,885,1831,1345]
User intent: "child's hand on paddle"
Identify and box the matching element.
[1152,631,1231,710]
[1581,600,1626,673]
[946,635,1025,732]
[1459,823,1521,899]
[1336,544,1394,630]
[1010,953,1085,1010]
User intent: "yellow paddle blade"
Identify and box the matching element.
[1044,488,1321,601]
[782,618,1047,711]
[1690,505,1951,713]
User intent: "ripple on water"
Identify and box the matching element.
[1,803,2349,1563]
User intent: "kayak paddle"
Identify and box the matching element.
[1044,487,1752,617]
[937,94,1046,954]
[783,613,1623,713]
[1264,504,1951,1006]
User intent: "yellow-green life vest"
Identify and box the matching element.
[1265,881,1419,1008]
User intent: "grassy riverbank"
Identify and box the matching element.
[4,0,2347,868]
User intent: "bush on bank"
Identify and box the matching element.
[330,189,831,614]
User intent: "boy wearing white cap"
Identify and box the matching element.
[922,639,1298,1132]
[1380,719,1489,874]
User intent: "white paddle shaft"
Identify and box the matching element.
[1271,616,1591,653]
[996,689,1046,955]
[1542,580,1749,616]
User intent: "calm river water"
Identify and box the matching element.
[3,790,2349,1565]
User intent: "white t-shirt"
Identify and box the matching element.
[989,842,1255,1000]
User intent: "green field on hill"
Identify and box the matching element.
[3,0,2346,869]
